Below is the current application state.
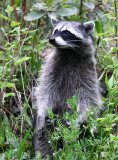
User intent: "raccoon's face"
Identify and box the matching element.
[49,20,95,51]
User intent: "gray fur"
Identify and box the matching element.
[33,20,102,158]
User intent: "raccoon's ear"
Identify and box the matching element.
[51,18,59,27]
[83,21,95,34]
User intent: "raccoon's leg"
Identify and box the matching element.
[33,109,53,159]
[76,110,86,125]
[77,97,102,125]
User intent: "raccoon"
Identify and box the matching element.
[33,19,102,158]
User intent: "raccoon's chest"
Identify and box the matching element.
[46,53,95,110]
[49,63,79,113]
[51,61,81,99]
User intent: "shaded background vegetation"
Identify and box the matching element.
[0,0,118,159]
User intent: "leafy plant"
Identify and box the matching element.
[0,0,118,160]
[24,0,78,32]
[24,0,78,21]
[47,96,118,160]
[0,112,32,160]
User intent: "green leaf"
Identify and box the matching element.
[10,21,21,27]
[114,67,118,76]
[5,83,15,88]
[14,0,21,6]
[3,93,15,98]
[0,51,5,54]
[22,45,32,51]
[104,127,112,132]
[64,0,76,5]
[5,5,14,14]
[33,3,47,11]
[37,52,41,71]
[106,114,115,125]
[12,78,19,82]
[103,38,112,42]
[83,2,95,10]
[105,73,110,92]
[112,116,118,123]
[25,36,33,42]
[56,8,75,16]
[47,0,54,5]
[25,116,32,127]
[97,118,106,123]
[52,0,63,6]
[47,109,54,120]
[112,47,118,52]
[24,12,45,21]
[45,14,52,32]
[14,57,31,66]
[17,128,31,159]
[40,39,48,44]
[98,69,106,81]
[108,74,114,89]
[95,20,104,33]
[110,134,118,141]
[0,14,8,20]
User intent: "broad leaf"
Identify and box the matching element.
[64,0,76,5]
[52,0,63,6]
[0,14,8,20]
[103,38,112,42]
[24,12,45,21]
[3,93,15,98]
[95,20,104,33]
[56,8,75,16]
[33,3,47,11]
[14,57,31,66]
[5,5,14,14]
[11,21,21,27]
[47,0,54,5]
[5,83,15,88]
[108,74,114,89]
[83,2,95,10]
[14,0,23,6]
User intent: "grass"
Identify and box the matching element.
[0,1,118,159]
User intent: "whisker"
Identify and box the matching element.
[67,41,94,54]
[67,44,81,53]
[67,40,82,42]
[68,44,81,48]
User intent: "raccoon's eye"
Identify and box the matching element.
[54,29,58,35]
[63,30,70,35]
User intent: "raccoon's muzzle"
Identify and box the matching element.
[49,37,55,45]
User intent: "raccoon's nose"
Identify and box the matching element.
[49,37,55,45]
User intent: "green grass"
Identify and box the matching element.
[0,0,118,159]
[46,95,118,160]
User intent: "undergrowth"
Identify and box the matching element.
[0,0,118,160]
[45,95,118,160]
